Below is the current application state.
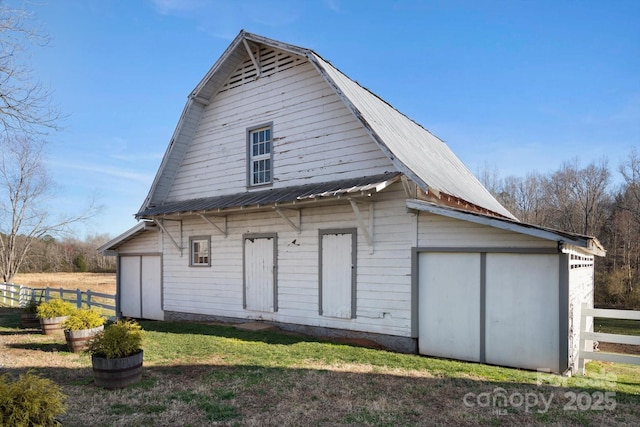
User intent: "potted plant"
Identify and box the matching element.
[62,307,106,353]
[36,299,76,336]
[20,299,42,329]
[86,319,144,389]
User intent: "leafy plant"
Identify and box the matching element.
[36,299,76,319]
[23,299,41,314]
[87,319,144,359]
[0,371,66,426]
[62,307,106,331]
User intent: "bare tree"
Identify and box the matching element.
[0,136,99,282]
[0,1,60,135]
[501,173,548,225]
[619,148,640,224]
[544,158,610,236]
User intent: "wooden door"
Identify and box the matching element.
[244,234,277,312]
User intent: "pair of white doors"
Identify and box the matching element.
[119,255,163,321]
[243,230,355,319]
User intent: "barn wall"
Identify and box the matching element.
[567,247,595,373]
[116,229,161,254]
[165,55,394,202]
[160,185,416,340]
[417,213,558,249]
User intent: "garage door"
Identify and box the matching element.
[484,253,559,370]
[418,252,481,362]
[119,254,163,321]
[418,251,560,372]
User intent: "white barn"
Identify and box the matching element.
[100,31,604,374]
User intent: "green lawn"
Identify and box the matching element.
[1,308,640,426]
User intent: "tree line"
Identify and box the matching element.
[5,233,116,276]
[480,149,640,309]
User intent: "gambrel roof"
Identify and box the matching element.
[139,30,515,220]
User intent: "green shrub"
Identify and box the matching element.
[62,307,106,331]
[36,299,76,319]
[0,371,66,426]
[87,319,144,359]
[23,299,41,314]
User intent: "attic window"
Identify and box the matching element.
[247,123,273,186]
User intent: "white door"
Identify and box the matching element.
[141,255,163,320]
[485,253,559,371]
[418,252,481,362]
[244,235,276,312]
[120,256,142,318]
[321,231,355,319]
[119,255,163,320]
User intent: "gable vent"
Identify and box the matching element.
[219,47,306,93]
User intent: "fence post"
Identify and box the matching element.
[45,287,50,302]
[76,288,82,309]
[87,289,93,309]
[578,302,588,374]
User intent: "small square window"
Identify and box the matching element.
[190,236,210,267]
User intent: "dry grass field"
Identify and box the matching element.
[13,272,116,295]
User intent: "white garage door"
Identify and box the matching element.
[485,253,559,371]
[418,252,481,362]
[418,251,560,372]
[119,255,163,321]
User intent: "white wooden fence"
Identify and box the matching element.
[578,302,640,374]
[0,282,116,318]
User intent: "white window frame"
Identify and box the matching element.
[189,236,211,267]
[247,123,273,187]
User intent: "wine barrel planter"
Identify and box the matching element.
[64,326,104,353]
[21,313,41,329]
[40,316,69,336]
[92,350,144,389]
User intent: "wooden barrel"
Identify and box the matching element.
[64,326,103,353]
[92,350,143,389]
[21,313,41,329]
[40,316,69,335]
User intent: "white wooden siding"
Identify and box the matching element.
[165,57,395,202]
[418,213,557,248]
[160,184,415,337]
[116,229,160,254]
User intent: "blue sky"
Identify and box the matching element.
[14,0,640,239]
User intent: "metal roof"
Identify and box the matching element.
[308,52,515,219]
[137,172,401,218]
